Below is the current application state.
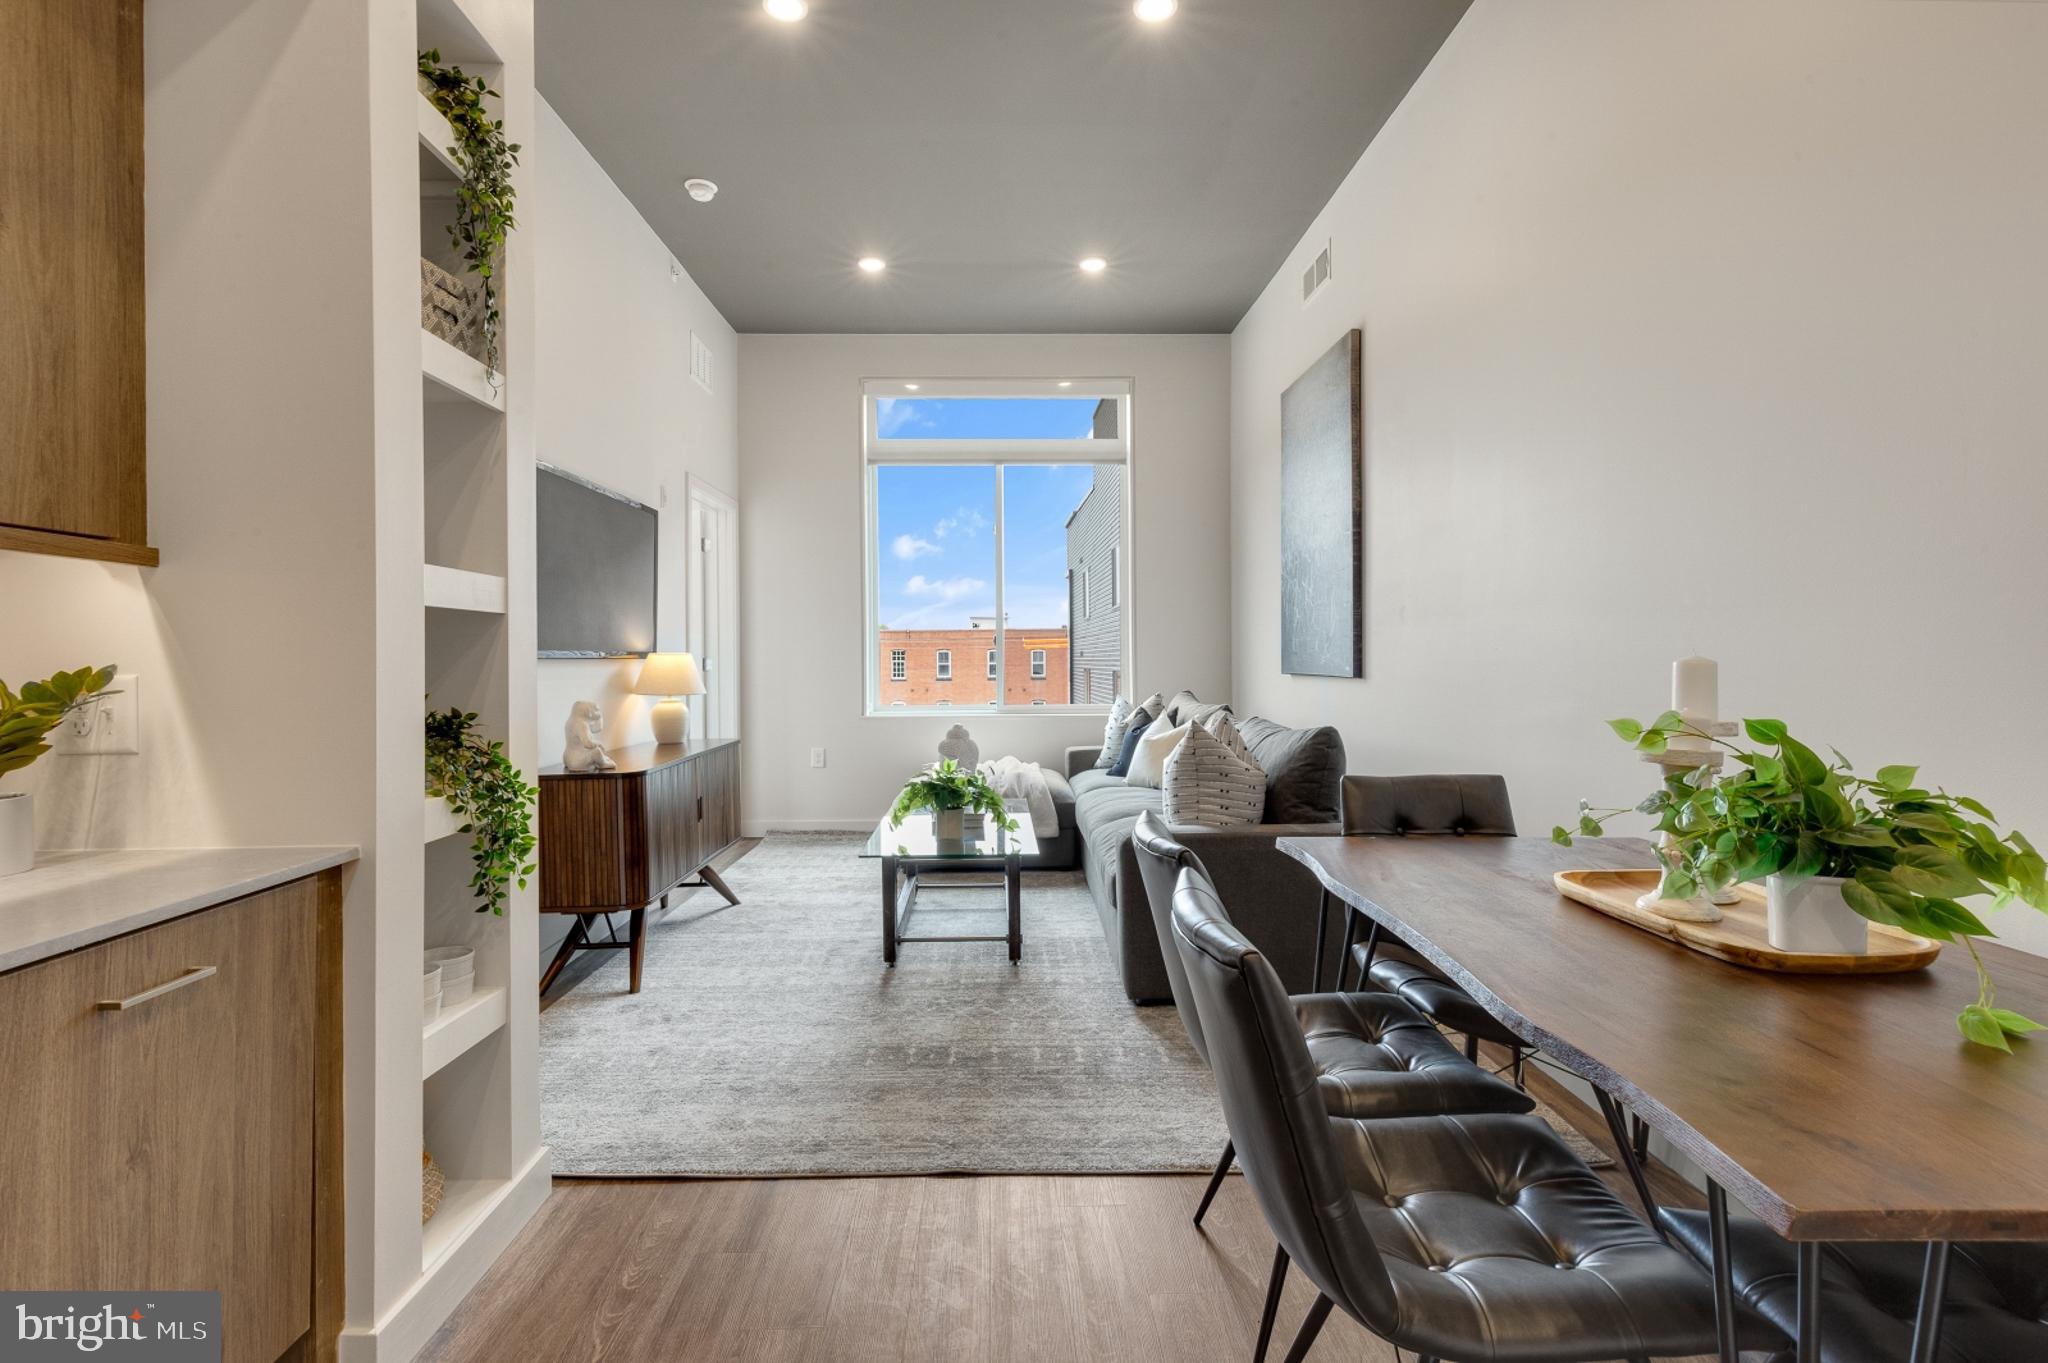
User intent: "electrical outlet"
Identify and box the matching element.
[810,747,827,769]
[57,673,140,756]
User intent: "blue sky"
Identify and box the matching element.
[876,460,1098,630]
[873,395,1102,441]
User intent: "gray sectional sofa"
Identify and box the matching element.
[1061,714,1350,1002]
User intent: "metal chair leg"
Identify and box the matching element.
[1707,1179,1738,1363]
[1194,1138,1233,1227]
[1595,1088,1663,1233]
[1312,888,1329,992]
[1795,1240,1822,1363]
[1278,1295,1333,1363]
[1908,1241,1952,1363]
[1253,1243,1289,1363]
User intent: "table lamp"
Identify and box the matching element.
[633,651,705,745]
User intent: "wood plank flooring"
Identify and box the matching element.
[422,1144,1734,1363]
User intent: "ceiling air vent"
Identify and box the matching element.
[1301,240,1332,306]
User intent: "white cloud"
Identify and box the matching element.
[891,533,939,560]
[903,574,986,601]
[933,507,989,539]
[875,398,939,438]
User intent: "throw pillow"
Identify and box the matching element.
[1236,716,1347,823]
[1181,699,1234,730]
[1163,721,1267,828]
[1204,711,1257,768]
[1134,691,1167,722]
[1161,689,1203,726]
[1106,714,1153,778]
[1094,695,1135,770]
[1125,721,1190,790]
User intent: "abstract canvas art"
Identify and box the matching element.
[1280,329,1363,677]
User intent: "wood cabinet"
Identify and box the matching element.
[538,739,743,994]
[0,873,342,1363]
[0,0,154,566]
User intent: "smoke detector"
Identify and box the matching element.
[684,178,719,203]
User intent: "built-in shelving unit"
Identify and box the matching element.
[336,0,545,1357]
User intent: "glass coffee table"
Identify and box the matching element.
[861,811,1038,965]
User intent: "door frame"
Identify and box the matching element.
[684,473,739,742]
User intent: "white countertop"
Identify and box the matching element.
[0,846,359,973]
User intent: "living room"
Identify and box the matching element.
[2,3,2045,1362]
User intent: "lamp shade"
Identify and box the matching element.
[633,651,705,697]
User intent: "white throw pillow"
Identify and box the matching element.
[1163,721,1267,828]
[1094,696,1135,770]
[1124,721,1190,790]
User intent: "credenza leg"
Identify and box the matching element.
[539,917,588,997]
[698,863,741,907]
[627,907,648,993]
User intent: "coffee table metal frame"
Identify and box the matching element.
[881,848,1022,965]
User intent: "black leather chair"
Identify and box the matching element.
[1662,1211,2048,1362]
[1327,774,1531,1080]
[1131,812,1532,1233]
[1168,864,1785,1363]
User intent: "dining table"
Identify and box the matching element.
[1277,831,2048,1363]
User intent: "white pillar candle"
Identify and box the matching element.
[1672,656,1718,721]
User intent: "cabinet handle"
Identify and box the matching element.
[96,965,217,1011]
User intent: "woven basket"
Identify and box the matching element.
[422,1149,446,1223]
[420,257,487,364]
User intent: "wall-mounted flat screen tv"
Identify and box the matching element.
[537,464,657,657]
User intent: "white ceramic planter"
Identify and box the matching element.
[1766,874,1870,955]
[933,807,965,840]
[0,792,33,877]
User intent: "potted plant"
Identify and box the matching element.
[1557,712,2048,1051]
[419,50,521,385]
[0,665,117,876]
[426,705,538,915]
[889,758,1018,840]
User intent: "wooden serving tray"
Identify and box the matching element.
[1554,869,1941,975]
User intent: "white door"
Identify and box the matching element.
[686,477,739,740]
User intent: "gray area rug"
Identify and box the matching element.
[540,833,1610,1176]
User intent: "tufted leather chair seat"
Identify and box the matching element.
[1169,867,1787,1363]
[1663,1210,2048,1363]
[1361,953,1527,1051]
[1298,992,1534,1119]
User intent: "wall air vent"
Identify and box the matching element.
[690,332,714,394]
[1301,240,1332,305]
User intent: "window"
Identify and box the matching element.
[865,381,1129,715]
[890,649,906,681]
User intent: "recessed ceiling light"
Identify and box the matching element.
[683,178,718,203]
[1134,0,1177,22]
[904,383,920,391]
[1079,257,1107,274]
[1057,381,1073,388]
[858,256,887,274]
[763,0,808,21]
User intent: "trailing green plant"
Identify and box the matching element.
[425,704,537,915]
[0,665,117,778]
[1556,712,2048,1051]
[419,49,521,385]
[889,758,1018,833]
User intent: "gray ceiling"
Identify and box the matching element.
[536,0,1471,334]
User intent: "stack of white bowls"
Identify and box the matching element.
[422,964,443,1024]
[424,945,475,1007]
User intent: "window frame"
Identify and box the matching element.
[1030,649,1047,679]
[862,378,1133,717]
[935,648,952,682]
[889,649,907,682]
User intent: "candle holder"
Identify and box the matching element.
[1636,720,1739,921]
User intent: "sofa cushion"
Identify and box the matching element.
[1162,721,1266,828]
[1069,768,1125,799]
[1237,715,1346,823]
[1125,721,1189,790]
[1041,766,1077,830]
[1107,713,1152,777]
[1073,779,1165,906]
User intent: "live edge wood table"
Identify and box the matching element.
[1278,833,2048,1363]
[538,738,742,995]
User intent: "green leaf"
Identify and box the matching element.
[1743,717,1788,745]
[1840,877,1892,923]
[1780,736,1829,786]
[1650,710,1684,734]
[1959,1005,2014,1052]
[1990,1009,2046,1037]
[1607,718,1644,743]
[1955,796,1997,821]
[1875,765,1919,792]
[1577,814,1604,837]
[1635,730,1669,756]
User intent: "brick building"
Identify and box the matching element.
[877,620,1071,708]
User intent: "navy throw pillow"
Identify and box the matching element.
[1107,714,1153,778]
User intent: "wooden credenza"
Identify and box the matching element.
[538,738,742,994]
[0,869,343,1363]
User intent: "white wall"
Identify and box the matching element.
[739,333,1231,831]
[1229,0,2048,955]
[530,96,739,763]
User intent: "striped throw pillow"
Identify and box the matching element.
[1162,720,1267,828]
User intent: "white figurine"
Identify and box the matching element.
[563,700,617,772]
[937,724,979,771]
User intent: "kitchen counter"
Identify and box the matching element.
[0,846,359,972]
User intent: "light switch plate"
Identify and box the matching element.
[810,747,827,769]
[56,673,139,755]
